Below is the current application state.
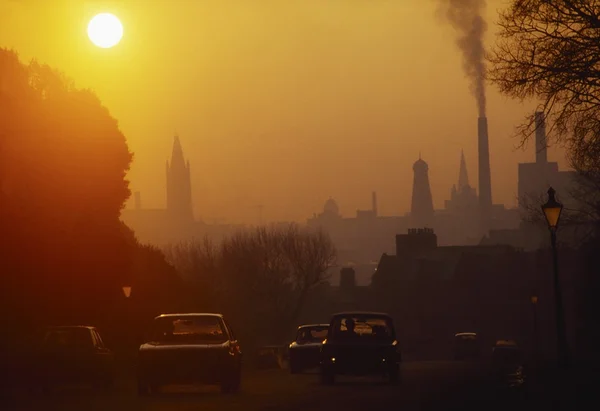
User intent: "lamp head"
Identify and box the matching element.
[541,187,563,230]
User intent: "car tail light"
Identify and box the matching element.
[229,343,241,356]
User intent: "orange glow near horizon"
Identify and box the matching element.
[0,0,570,224]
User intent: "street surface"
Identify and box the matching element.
[6,361,529,411]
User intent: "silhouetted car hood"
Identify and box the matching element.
[140,341,229,351]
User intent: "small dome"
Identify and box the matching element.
[413,157,428,172]
[323,197,340,215]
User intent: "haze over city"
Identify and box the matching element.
[0,0,568,223]
[3,1,599,410]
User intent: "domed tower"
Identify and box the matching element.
[323,197,340,217]
[410,156,434,228]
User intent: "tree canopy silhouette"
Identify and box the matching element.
[0,48,133,326]
[488,0,600,223]
[165,224,337,347]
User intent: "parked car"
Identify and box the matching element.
[33,326,115,392]
[288,324,329,374]
[137,313,242,395]
[320,312,401,385]
[453,332,480,360]
[492,340,525,389]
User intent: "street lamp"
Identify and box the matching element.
[541,187,569,369]
[530,295,539,367]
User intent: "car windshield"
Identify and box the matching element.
[330,315,394,342]
[297,327,328,343]
[42,328,93,350]
[151,316,227,343]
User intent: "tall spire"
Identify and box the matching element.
[458,150,469,190]
[170,135,185,168]
[166,135,193,222]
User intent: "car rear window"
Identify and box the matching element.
[330,315,394,342]
[151,316,227,343]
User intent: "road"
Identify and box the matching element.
[5,361,529,411]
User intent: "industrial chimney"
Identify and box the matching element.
[478,117,493,231]
[535,111,548,164]
[372,191,378,217]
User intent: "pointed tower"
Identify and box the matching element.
[458,150,470,191]
[166,135,193,222]
[410,156,434,228]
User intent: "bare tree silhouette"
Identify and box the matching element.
[488,1,600,227]
[165,224,336,346]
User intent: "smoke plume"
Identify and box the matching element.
[438,0,488,117]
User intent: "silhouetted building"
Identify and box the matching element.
[166,135,193,222]
[340,267,357,289]
[121,136,246,245]
[518,112,577,210]
[410,156,434,228]
[307,194,409,284]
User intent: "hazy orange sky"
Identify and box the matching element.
[0,0,569,224]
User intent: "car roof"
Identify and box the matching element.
[331,311,392,318]
[154,313,224,320]
[495,339,519,347]
[45,326,96,331]
[297,324,330,329]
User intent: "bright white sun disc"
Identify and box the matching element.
[88,13,123,48]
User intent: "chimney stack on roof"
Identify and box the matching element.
[535,111,548,164]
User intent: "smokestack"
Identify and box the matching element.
[372,191,378,217]
[535,112,548,164]
[134,191,142,210]
[478,117,492,230]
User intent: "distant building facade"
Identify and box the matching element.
[518,112,577,209]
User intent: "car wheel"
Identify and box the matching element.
[97,378,113,392]
[388,367,400,385]
[320,370,335,385]
[137,380,153,396]
[221,371,241,394]
[289,359,302,374]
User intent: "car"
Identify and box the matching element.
[288,324,329,374]
[453,332,480,360]
[319,312,401,385]
[137,313,242,395]
[33,326,115,392]
[491,340,525,389]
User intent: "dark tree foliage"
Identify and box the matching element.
[489,0,600,222]
[488,1,600,357]
[0,48,133,329]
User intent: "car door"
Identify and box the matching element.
[91,329,114,375]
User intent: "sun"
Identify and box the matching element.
[87,13,123,48]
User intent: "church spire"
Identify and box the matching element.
[166,135,193,222]
[458,149,469,190]
[170,134,185,169]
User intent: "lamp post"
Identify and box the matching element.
[541,187,569,369]
[530,295,539,367]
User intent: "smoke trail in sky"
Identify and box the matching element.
[438,0,488,117]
